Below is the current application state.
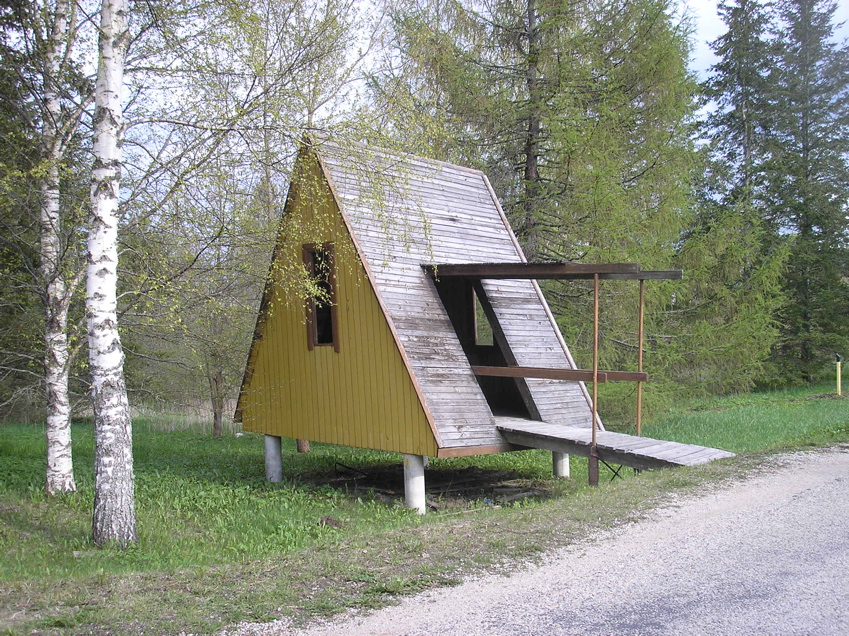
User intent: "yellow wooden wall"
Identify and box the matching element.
[239,156,438,457]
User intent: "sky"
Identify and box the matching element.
[684,0,849,79]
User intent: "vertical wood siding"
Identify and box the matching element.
[240,158,437,457]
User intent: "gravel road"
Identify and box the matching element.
[229,448,849,636]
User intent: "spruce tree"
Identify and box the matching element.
[704,0,773,200]
[766,0,849,381]
[693,0,787,392]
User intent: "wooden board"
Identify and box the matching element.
[471,365,648,383]
[424,263,683,281]
[495,417,735,471]
[424,262,641,279]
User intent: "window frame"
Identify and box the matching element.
[302,243,340,352]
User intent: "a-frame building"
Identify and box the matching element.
[236,140,733,512]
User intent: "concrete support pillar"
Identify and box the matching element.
[403,454,426,514]
[264,435,283,483]
[553,451,570,479]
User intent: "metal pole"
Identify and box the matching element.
[403,454,426,514]
[637,279,645,437]
[264,435,283,483]
[553,451,570,478]
[589,273,600,487]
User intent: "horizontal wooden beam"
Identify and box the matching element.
[471,366,648,383]
[424,262,642,280]
[599,270,684,281]
[471,365,606,382]
[603,370,650,382]
[424,263,682,281]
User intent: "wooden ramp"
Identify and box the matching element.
[496,417,735,471]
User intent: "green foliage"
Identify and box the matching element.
[704,0,849,384]
[120,156,278,434]
[0,2,43,419]
[691,3,790,392]
[374,0,787,401]
[378,0,697,258]
[0,0,94,422]
[0,0,842,437]
[115,0,378,431]
[764,0,849,380]
[665,199,787,397]
[703,0,773,195]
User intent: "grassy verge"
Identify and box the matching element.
[1,384,847,634]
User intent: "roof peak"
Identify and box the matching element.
[307,134,488,179]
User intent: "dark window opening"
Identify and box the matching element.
[431,277,531,418]
[304,244,339,351]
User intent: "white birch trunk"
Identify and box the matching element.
[88,0,135,546]
[41,0,76,495]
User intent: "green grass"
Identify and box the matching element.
[0,384,847,634]
[0,425,417,581]
[645,384,849,452]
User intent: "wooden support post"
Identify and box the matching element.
[264,435,282,483]
[637,279,645,437]
[590,273,600,487]
[403,454,426,514]
[553,451,570,479]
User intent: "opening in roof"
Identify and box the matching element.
[431,276,533,419]
[474,288,494,346]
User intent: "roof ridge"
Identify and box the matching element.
[308,134,488,178]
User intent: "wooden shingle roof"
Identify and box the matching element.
[316,141,596,450]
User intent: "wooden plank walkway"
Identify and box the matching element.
[495,417,735,471]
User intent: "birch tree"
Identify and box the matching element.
[0,0,93,491]
[40,0,89,494]
[88,0,135,546]
[40,0,75,493]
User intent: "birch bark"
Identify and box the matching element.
[88,0,136,546]
[41,0,76,495]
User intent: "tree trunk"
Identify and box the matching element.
[208,367,225,438]
[296,439,311,453]
[89,0,136,547]
[213,409,224,438]
[41,0,76,495]
[522,0,541,260]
